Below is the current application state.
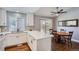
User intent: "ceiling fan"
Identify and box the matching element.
[51,7,67,15]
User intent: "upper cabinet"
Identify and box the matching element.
[0,8,7,26]
[26,13,34,26]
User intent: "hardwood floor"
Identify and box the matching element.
[5,43,31,51]
[5,39,79,51]
[52,39,79,51]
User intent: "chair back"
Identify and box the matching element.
[52,30,57,34]
[49,29,57,34]
[68,31,73,40]
[60,29,64,32]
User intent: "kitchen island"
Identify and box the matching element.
[24,31,53,51]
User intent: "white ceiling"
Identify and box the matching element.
[2,7,40,13]
[35,7,72,17]
[1,7,72,17]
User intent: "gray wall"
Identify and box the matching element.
[34,15,54,31]
[34,15,41,31]
[57,7,79,42]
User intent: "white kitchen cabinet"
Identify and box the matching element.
[0,8,7,26]
[37,38,51,51]
[27,34,52,51]
[26,13,34,26]
[4,34,19,47]
[0,36,5,51]
[4,33,28,47]
[0,40,4,51]
[27,34,37,50]
[18,33,27,43]
[26,31,52,51]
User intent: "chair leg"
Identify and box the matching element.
[67,40,72,48]
[64,40,66,44]
[70,41,72,48]
[68,42,70,48]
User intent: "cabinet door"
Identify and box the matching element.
[0,40,3,50]
[27,34,34,50]
[27,34,32,49]
[18,33,27,43]
[0,37,5,51]
[4,34,20,47]
[27,34,37,51]
[26,13,34,26]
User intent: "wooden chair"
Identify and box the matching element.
[60,29,65,32]
[63,31,73,47]
[49,29,57,34]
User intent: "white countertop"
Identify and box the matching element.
[25,31,53,40]
[0,32,11,35]
[0,32,11,42]
[0,31,53,41]
[0,36,5,42]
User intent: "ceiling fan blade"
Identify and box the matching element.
[60,9,63,12]
[61,11,67,13]
[51,7,67,15]
[51,12,57,14]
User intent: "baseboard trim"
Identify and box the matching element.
[72,39,79,43]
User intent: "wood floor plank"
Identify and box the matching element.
[52,39,79,51]
[5,39,79,51]
[5,43,31,51]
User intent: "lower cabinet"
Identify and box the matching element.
[0,37,5,51]
[27,34,34,50]
[0,40,4,51]
[37,38,51,51]
[27,34,37,51]
[4,33,27,47]
[27,34,51,51]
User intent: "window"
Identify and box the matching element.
[7,11,26,32]
[58,19,78,27]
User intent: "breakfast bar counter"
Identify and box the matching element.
[24,31,53,51]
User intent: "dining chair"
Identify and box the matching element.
[49,29,53,34]
[49,29,57,34]
[63,31,73,47]
[60,29,64,32]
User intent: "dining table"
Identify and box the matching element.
[53,32,69,43]
[55,32,69,36]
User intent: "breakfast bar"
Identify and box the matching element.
[24,31,53,51]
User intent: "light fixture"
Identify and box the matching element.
[55,14,59,16]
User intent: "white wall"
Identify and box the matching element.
[57,7,79,42]
[58,7,79,20]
